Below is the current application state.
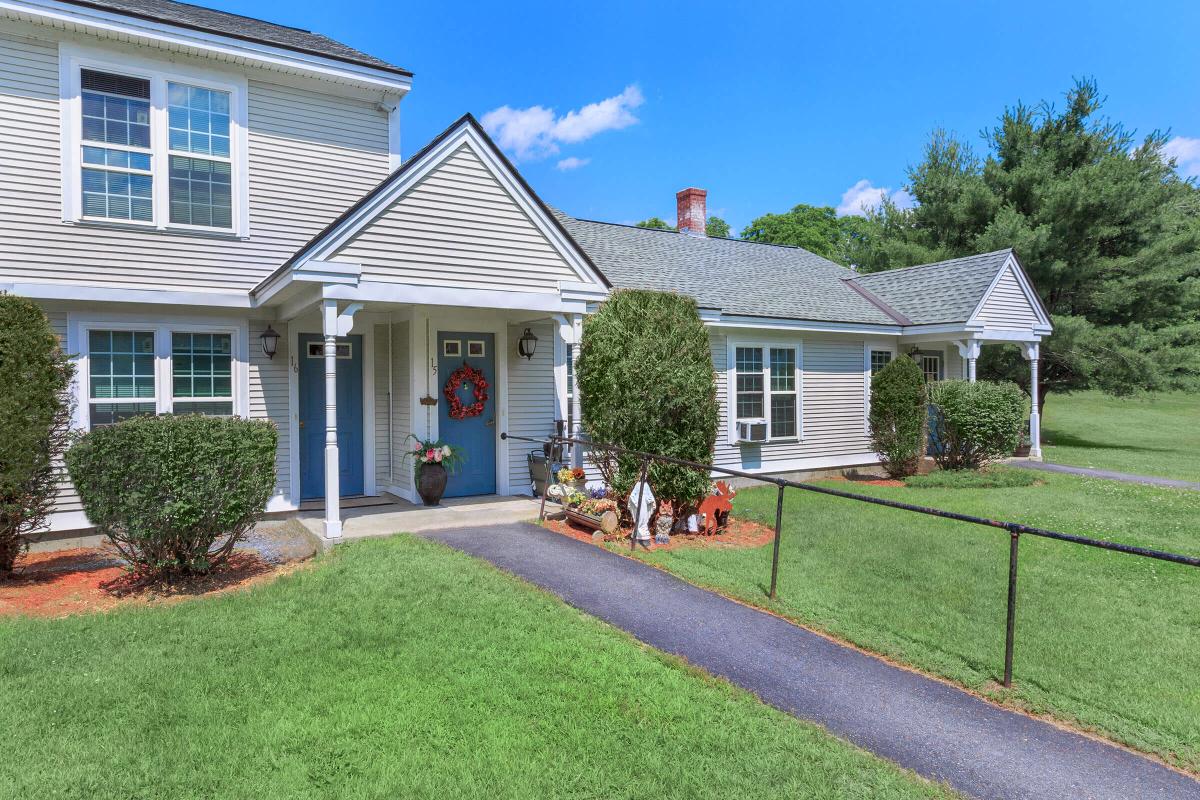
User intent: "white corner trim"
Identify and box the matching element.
[7,0,411,93]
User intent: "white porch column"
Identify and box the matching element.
[570,314,584,469]
[954,339,981,382]
[1023,342,1042,459]
[321,299,342,539]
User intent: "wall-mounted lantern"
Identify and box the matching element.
[260,325,280,360]
[517,327,538,360]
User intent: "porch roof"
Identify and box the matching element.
[850,250,1016,325]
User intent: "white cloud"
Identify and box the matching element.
[1163,135,1200,178]
[481,85,644,161]
[836,179,915,217]
[555,156,591,171]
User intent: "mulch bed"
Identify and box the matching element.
[0,522,317,619]
[543,509,776,552]
[826,475,906,488]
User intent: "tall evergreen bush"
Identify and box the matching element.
[575,290,719,514]
[0,294,74,575]
[868,356,927,477]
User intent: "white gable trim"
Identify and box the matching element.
[290,120,609,291]
[966,253,1052,331]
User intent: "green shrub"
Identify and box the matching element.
[0,294,74,575]
[576,289,719,513]
[66,414,277,576]
[868,356,927,477]
[905,466,1039,489]
[928,380,1026,470]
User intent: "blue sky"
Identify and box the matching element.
[226,0,1198,232]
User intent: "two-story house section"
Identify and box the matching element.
[2,0,1051,545]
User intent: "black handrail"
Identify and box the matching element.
[504,431,1200,687]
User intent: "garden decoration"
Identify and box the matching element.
[404,436,464,506]
[443,362,489,420]
[697,481,737,536]
[627,478,656,546]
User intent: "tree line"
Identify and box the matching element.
[635,80,1200,406]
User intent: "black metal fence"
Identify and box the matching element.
[502,431,1200,688]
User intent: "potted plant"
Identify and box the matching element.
[563,487,619,534]
[556,466,587,492]
[405,436,464,506]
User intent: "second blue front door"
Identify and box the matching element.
[298,333,364,500]
[437,331,496,497]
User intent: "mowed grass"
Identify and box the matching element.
[632,473,1200,771]
[1042,390,1200,482]
[0,535,958,800]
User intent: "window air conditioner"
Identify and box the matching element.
[737,420,768,443]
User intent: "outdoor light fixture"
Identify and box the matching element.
[517,327,538,360]
[260,325,280,360]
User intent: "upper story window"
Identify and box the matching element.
[62,48,247,236]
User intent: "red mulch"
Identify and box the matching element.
[543,512,776,552]
[826,475,906,487]
[0,547,296,619]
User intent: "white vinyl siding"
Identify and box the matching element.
[45,308,85,516]
[713,331,875,472]
[0,29,391,292]
[336,145,580,293]
[974,266,1042,330]
[507,322,555,495]
[248,319,290,506]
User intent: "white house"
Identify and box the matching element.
[0,0,1052,544]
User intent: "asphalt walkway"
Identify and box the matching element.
[425,522,1200,800]
[1010,459,1200,490]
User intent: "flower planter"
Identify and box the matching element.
[417,463,448,506]
[564,507,619,534]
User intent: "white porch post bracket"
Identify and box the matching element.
[1022,342,1042,460]
[954,339,981,382]
[320,299,364,540]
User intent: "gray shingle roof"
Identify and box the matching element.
[61,0,410,76]
[555,213,899,325]
[850,250,1013,325]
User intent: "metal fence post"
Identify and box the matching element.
[769,484,785,600]
[631,457,649,551]
[538,436,555,522]
[1004,527,1020,687]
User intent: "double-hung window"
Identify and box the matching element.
[870,350,893,376]
[84,326,240,428]
[65,49,245,235]
[733,343,801,441]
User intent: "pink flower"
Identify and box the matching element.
[434,450,443,462]
[425,449,435,460]
[413,442,422,452]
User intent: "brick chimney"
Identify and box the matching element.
[676,187,707,236]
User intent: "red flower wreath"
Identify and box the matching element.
[443,361,490,420]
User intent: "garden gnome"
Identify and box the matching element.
[627,480,656,545]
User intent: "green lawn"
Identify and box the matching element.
[631,474,1200,772]
[0,535,956,800]
[1042,390,1200,482]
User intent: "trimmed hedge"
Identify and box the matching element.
[0,294,74,574]
[928,379,1026,470]
[867,356,927,478]
[576,289,719,513]
[66,414,277,576]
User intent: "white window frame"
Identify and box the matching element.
[69,315,249,431]
[727,338,803,444]
[59,44,250,237]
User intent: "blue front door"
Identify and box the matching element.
[437,331,496,497]
[299,333,364,499]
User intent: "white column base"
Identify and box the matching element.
[324,518,343,539]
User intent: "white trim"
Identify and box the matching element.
[702,310,902,336]
[59,43,251,237]
[2,282,253,308]
[68,312,249,431]
[322,281,585,315]
[6,0,411,93]
[726,337,803,445]
[965,253,1053,330]
[287,121,608,291]
[723,451,880,477]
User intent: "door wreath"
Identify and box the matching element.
[443,362,490,420]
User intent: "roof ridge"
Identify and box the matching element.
[564,214,851,263]
[854,248,1013,280]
